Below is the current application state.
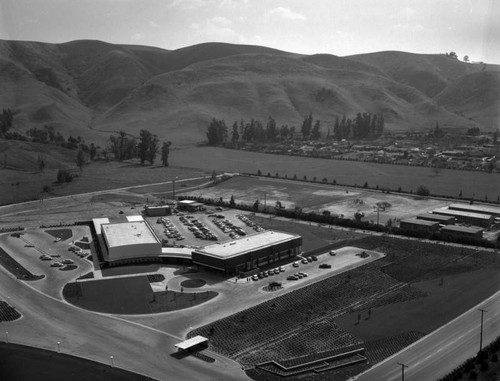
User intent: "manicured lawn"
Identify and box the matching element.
[0,342,149,381]
[63,275,218,314]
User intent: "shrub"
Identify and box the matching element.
[56,169,73,183]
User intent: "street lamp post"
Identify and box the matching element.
[5,331,8,343]
[110,355,114,367]
[479,308,487,352]
[397,362,408,381]
[172,176,178,200]
[57,341,60,353]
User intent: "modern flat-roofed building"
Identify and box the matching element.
[192,230,302,275]
[177,200,204,212]
[145,205,171,217]
[416,214,455,225]
[448,203,500,218]
[99,219,162,264]
[440,225,484,239]
[432,208,494,227]
[400,218,440,233]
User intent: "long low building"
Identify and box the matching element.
[400,218,440,233]
[432,208,494,227]
[448,203,500,218]
[440,225,484,239]
[416,214,455,225]
[192,230,302,275]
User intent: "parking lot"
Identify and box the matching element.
[146,208,265,248]
[0,227,93,298]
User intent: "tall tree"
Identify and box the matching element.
[138,129,152,164]
[301,112,313,139]
[161,141,172,166]
[76,149,85,171]
[147,134,159,165]
[231,121,239,144]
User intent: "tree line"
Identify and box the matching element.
[206,111,384,145]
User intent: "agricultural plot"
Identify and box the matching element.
[173,146,500,200]
[188,262,426,369]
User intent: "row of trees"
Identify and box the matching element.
[332,113,384,140]
[206,112,384,146]
[107,130,171,166]
[0,108,13,137]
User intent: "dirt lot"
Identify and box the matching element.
[183,176,450,225]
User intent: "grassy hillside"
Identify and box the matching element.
[0,39,497,146]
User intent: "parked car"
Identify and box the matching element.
[330,250,336,256]
[252,275,259,281]
[295,273,303,279]
[62,259,74,265]
[273,268,280,275]
[293,261,299,267]
[287,275,298,281]
[301,258,308,264]
[258,273,264,279]
[50,262,63,267]
[299,272,308,277]
[311,255,318,261]
[279,266,285,272]
[319,263,332,269]
[263,271,268,277]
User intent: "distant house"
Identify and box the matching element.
[440,225,484,240]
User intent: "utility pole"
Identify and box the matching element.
[397,362,408,381]
[377,204,380,226]
[172,177,177,200]
[264,192,267,212]
[479,308,487,352]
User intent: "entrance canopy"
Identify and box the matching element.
[175,335,208,351]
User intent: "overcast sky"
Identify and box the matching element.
[1,0,498,63]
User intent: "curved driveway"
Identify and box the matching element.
[0,267,248,381]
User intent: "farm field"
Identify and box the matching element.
[172,146,500,200]
[186,226,500,381]
[183,175,449,225]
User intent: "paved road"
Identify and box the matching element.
[0,267,249,381]
[352,290,500,381]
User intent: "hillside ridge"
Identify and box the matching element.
[0,39,498,145]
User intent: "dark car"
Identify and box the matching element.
[311,255,318,261]
[287,275,298,281]
[319,263,332,269]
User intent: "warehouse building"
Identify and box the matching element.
[416,214,455,225]
[93,217,162,266]
[400,218,440,233]
[448,203,500,218]
[440,225,484,239]
[192,230,302,276]
[431,208,494,227]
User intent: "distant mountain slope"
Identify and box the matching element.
[0,39,497,145]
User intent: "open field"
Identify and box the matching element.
[0,159,211,206]
[172,147,500,200]
[183,175,450,225]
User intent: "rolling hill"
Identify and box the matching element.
[0,39,498,146]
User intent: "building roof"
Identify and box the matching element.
[126,215,144,222]
[400,218,439,227]
[195,230,301,259]
[175,336,208,350]
[432,208,493,220]
[441,225,484,234]
[178,200,197,205]
[417,214,455,222]
[101,221,159,248]
[448,203,500,216]
[92,218,110,235]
